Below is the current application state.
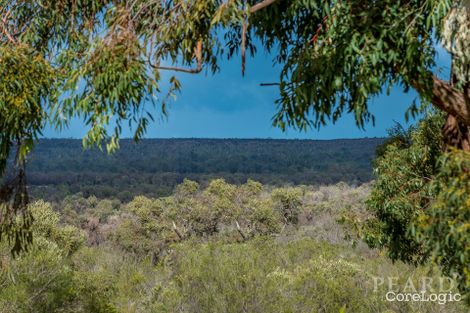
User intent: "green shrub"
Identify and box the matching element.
[0,201,84,312]
[272,187,303,225]
[146,239,467,313]
[246,198,282,236]
[175,179,200,197]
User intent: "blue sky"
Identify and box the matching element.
[43,45,451,139]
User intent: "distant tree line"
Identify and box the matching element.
[24,138,384,202]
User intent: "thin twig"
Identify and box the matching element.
[241,4,247,76]
[260,82,280,86]
[151,39,203,74]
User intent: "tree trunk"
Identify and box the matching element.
[442,114,470,151]
[412,76,470,144]
[428,77,470,124]
[437,55,470,151]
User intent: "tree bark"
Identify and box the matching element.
[429,77,470,126]
[412,76,470,151]
[431,50,470,152]
[442,114,470,151]
[250,0,277,13]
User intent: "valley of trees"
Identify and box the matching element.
[25,138,383,201]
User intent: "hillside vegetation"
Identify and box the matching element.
[25,138,383,202]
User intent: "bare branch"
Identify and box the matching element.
[151,39,203,74]
[236,221,247,241]
[172,221,184,240]
[260,82,280,86]
[153,65,202,74]
[241,12,247,76]
[249,0,277,13]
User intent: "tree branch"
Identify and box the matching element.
[310,15,333,45]
[241,11,247,76]
[153,64,202,74]
[1,9,16,43]
[172,221,184,240]
[249,0,277,13]
[260,82,280,86]
[236,221,247,241]
[151,39,203,74]
[427,76,470,126]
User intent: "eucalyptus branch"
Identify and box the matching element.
[241,2,248,76]
[249,0,277,13]
[150,39,203,74]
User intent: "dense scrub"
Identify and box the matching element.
[1,180,466,312]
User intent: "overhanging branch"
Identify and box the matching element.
[422,76,470,126]
[151,40,203,74]
[250,0,277,13]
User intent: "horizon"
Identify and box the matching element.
[38,136,386,142]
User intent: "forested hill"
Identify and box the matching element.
[28,138,384,201]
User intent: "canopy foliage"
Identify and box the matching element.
[1,0,468,158]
